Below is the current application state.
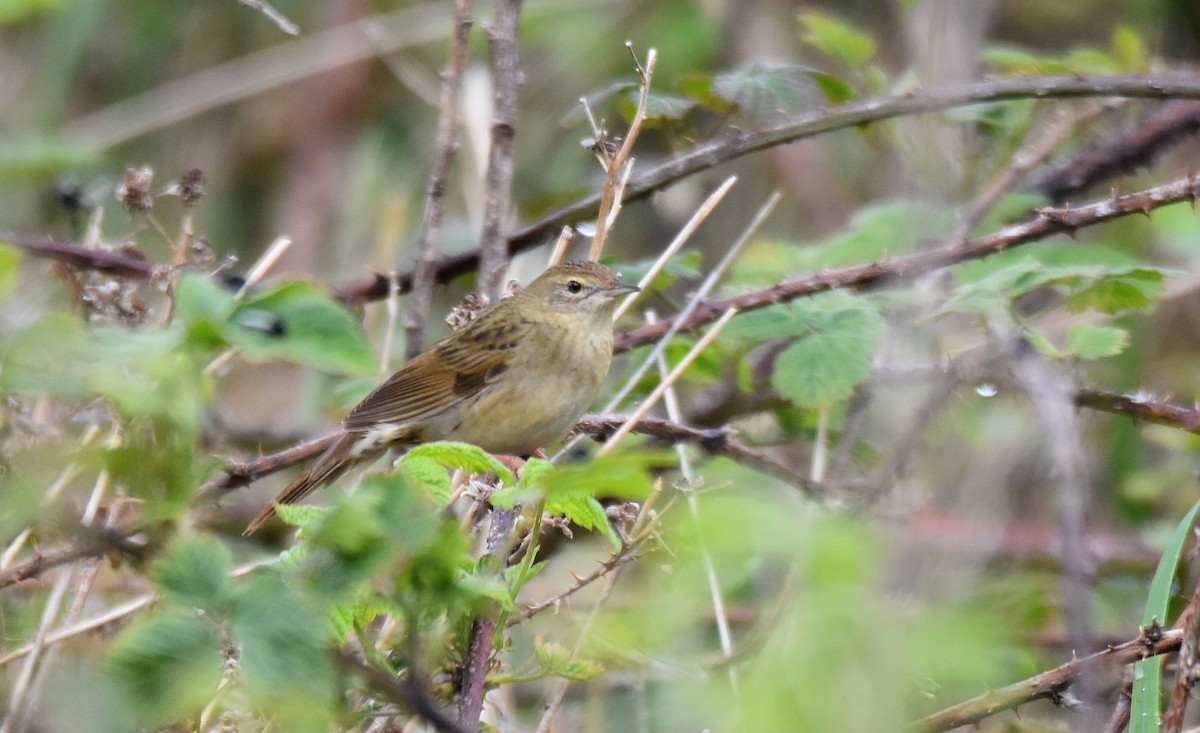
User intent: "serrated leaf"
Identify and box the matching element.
[622,90,698,126]
[108,612,223,723]
[153,537,232,611]
[1064,324,1128,360]
[705,63,824,122]
[534,638,572,674]
[232,282,375,375]
[232,573,335,732]
[766,292,884,408]
[405,441,515,484]
[504,560,546,587]
[274,502,329,532]
[329,592,404,639]
[561,659,604,681]
[798,11,876,68]
[397,454,453,505]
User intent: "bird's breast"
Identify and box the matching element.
[443,317,614,454]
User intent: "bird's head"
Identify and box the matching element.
[524,260,639,322]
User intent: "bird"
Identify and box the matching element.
[245,260,638,533]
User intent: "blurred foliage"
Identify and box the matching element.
[2,1,1200,732]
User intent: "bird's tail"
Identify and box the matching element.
[244,431,362,534]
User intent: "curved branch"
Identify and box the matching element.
[909,626,1182,733]
[1,233,161,280]
[335,74,1200,304]
[614,174,1200,351]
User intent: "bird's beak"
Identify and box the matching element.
[606,279,640,297]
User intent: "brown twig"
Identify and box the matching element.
[405,0,473,360]
[474,0,524,303]
[574,413,817,494]
[1161,567,1200,732]
[613,174,1200,352]
[907,627,1183,733]
[333,73,1200,305]
[1074,388,1200,433]
[587,45,655,261]
[196,431,343,496]
[335,644,475,733]
[0,528,146,591]
[1038,99,1200,202]
[1,233,161,280]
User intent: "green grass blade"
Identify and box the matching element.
[1130,496,1200,733]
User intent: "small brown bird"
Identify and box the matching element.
[246,260,638,533]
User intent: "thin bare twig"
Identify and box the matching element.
[235,0,300,35]
[652,312,738,695]
[614,175,1200,352]
[474,0,524,303]
[597,309,738,455]
[587,46,656,261]
[1038,99,1200,202]
[405,0,473,360]
[331,72,1200,305]
[908,627,1183,733]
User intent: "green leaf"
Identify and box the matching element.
[494,455,653,549]
[274,502,330,532]
[329,592,403,639]
[396,454,454,505]
[108,612,223,724]
[730,201,954,285]
[1131,498,1200,733]
[807,69,857,105]
[798,11,876,68]
[405,441,515,484]
[1064,324,1129,360]
[232,573,336,733]
[0,242,18,298]
[696,63,825,122]
[0,135,95,180]
[0,0,59,23]
[153,537,233,611]
[760,292,884,408]
[175,273,236,328]
[623,91,698,126]
[232,282,375,375]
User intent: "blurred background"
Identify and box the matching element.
[5,0,1200,731]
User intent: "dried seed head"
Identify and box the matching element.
[189,236,216,268]
[445,291,488,331]
[166,168,205,207]
[117,165,154,213]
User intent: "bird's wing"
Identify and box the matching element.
[341,306,527,430]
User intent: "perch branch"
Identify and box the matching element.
[908,626,1183,733]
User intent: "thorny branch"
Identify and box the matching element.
[614,174,1200,351]
[908,626,1183,733]
[329,73,1200,305]
[0,527,148,590]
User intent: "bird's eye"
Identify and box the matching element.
[566,279,583,294]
